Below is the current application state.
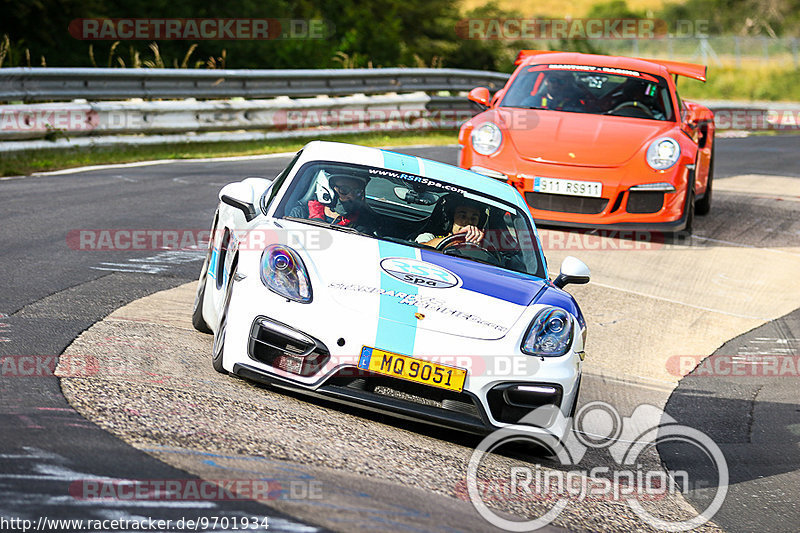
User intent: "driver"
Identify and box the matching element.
[416,196,486,247]
[532,70,590,111]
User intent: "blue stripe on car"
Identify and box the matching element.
[381,150,421,175]
[416,157,517,203]
[419,250,546,306]
[375,241,419,355]
[208,248,218,280]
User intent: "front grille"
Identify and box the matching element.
[248,317,329,376]
[525,192,608,214]
[626,191,664,214]
[325,370,481,419]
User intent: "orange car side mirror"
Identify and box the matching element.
[468,87,491,107]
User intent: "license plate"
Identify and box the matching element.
[358,346,467,392]
[533,177,603,198]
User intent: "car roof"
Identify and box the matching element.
[298,140,530,213]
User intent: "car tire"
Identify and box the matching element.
[211,256,237,374]
[191,251,213,333]
[685,187,695,235]
[669,171,695,243]
[191,277,212,333]
[192,215,217,333]
[695,142,714,216]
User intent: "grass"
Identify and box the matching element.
[679,65,800,101]
[0,131,459,178]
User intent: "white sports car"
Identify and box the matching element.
[193,141,590,439]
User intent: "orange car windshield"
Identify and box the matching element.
[500,68,674,121]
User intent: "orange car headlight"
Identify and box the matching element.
[471,122,502,156]
[646,137,681,170]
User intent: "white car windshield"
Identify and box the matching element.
[273,160,547,279]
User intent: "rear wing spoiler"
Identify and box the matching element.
[514,50,707,82]
[640,58,707,82]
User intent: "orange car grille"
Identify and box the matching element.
[626,191,664,214]
[524,192,609,214]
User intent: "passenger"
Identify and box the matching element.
[289,173,381,233]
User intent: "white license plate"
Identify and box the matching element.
[533,177,603,198]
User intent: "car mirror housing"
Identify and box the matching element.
[468,87,491,108]
[553,256,590,288]
[220,182,258,222]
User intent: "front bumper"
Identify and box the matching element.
[463,153,692,232]
[233,313,580,437]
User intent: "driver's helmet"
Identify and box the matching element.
[327,173,369,196]
[545,70,572,90]
[314,171,334,205]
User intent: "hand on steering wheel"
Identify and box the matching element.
[435,225,483,249]
[435,232,500,265]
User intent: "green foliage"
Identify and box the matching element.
[586,0,645,19]
[1,0,799,103]
[680,65,800,101]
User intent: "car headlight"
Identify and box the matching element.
[646,137,681,170]
[471,122,503,156]
[521,307,574,357]
[260,244,312,303]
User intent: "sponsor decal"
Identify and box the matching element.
[380,257,461,289]
[329,282,508,332]
[367,167,468,196]
[548,64,641,77]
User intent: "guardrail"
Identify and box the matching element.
[0,92,478,152]
[1,68,798,154]
[0,67,510,102]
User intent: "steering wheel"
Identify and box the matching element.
[435,233,499,265]
[606,101,655,119]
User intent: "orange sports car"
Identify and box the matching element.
[458,50,715,234]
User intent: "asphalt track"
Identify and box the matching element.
[0,135,798,532]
